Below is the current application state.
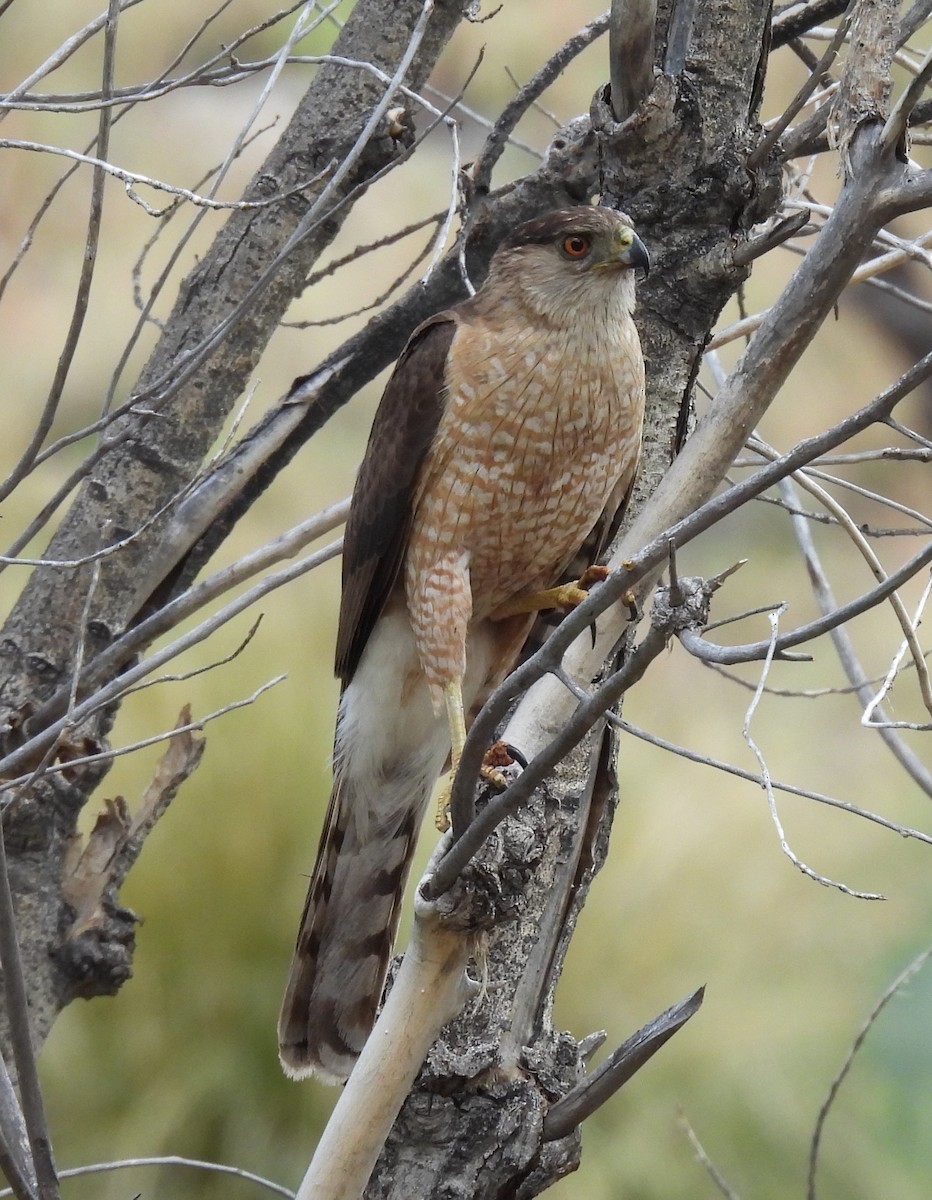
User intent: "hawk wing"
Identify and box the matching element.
[334,315,457,683]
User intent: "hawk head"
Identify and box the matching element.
[485,206,649,323]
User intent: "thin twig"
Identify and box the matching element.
[0,140,337,213]
[741,609,883,899]
[469,9,611,193]
[749,438,932,717]
[743,447,932,467]
[301,211,444,292]
[808,946,932,1200]
[779,476,932,795]
[750,490,930,537]
[678,1111,742,1200]
[115,616,265,698]
[0,0,119,505]
[797,462,932,533]
[0,537,341,783]
[862,571,932,730]
[705,654,932,699]
[886,417,932,452]
[2,679,284,794]
[0,1154,294,1199]
[0,0,144,119]
[422,116,463,283]
[677,539,932,665]
[571,705,932,846]
[288,236,435,327]
[748,4,853,170]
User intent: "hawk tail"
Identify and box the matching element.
[277,767,428,1083]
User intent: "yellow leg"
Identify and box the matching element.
[435,682,467,831]
[435,680,507,831]
[445,681,468,778]
[493,565,610,619]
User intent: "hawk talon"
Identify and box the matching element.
[482,739,527,771]
[435,747,510,833]
[576,564,610,590]
[435,785,452,832]
[480,763,508,791]
[554,584,589,612]
[494,565,612,619]
[435,736,515,830]
[503,743,528,770]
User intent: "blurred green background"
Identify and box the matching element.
[1,2,930,1197]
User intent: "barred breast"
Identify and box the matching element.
[404,308,645,707]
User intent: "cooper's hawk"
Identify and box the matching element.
[279,206,648,1083]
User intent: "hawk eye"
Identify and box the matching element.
[560,234,591,259]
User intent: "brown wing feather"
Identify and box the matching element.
[335,315,456,683]
[587,462,639,566]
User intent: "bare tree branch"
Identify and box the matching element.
[542,987,704,1140]
[678,538,932,665]
[741,607,884,898]
[678,1111,743,1200]
[614,717,932,845]
[295,838,475,1200]
[779,476,932,795]
[0,1,118,507]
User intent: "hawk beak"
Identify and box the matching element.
[618,232,650,275]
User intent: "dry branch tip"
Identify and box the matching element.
[542,986,705,1141]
